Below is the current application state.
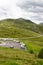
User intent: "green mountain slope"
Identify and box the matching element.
[0,18,43,52]
[39,23,43,34]
[0,19,43,65]
[0,18,40,38]
[0,47,43,65]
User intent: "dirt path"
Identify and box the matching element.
[0,35,43,40]
[0,35,43,49]
[16,35,43,39]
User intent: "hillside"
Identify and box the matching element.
[0,18,43,52]
[39,23,43,34]
[0,18,40,38]
[0,47,43,65]
[0,18,43,65]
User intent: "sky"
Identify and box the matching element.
[0,0,43,24]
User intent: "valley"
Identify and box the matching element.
[0,18,43,65]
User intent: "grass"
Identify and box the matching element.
[0,47,43,65]
[0,19,43,65]
[0,47,34,65]
[0,19,40,38]
[19,36,43,53]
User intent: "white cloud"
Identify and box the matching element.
[17,0,43,24]
[0,0,43,24]
[0,0,23,19]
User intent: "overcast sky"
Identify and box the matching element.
[0,0,43,24]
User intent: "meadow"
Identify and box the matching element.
[0,19,43,65]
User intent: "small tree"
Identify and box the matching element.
[38,49,43,59]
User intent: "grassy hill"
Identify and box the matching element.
[0,47,43,65]
[39,24,43,34]
[20,36,43,53]
[0,18,40,38]
[0,18,43,52]
[0,18,43,65]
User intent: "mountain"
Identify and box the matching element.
[38,23,43,34]
[0,18,43,65]
[0,18,40,38]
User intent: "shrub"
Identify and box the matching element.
[38,48,43,59]
[29,49,34,54]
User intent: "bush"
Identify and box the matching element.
[29,49,34,54]
[38,48,43,59]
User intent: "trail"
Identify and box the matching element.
[17,35,43,39]
[0,35,43,40]
[0,35,43,49]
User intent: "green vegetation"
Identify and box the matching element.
[0,47,43,65]
[0,19,40,38]
[0,18,43,65]
[38,48,43,59]
[39,23,43,33]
